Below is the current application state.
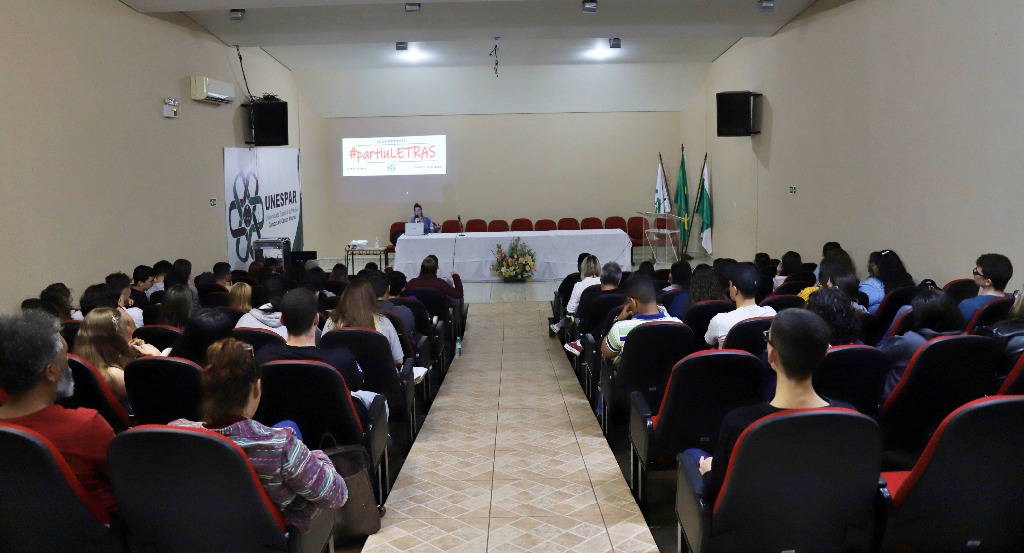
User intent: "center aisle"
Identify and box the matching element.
[359,301,658,552]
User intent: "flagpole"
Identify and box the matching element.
[685,153,708,256]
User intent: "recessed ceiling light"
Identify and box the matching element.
[582,1,598,14]
[229,9,245,21]
[758,0,774,12]
[404,3,421,12]
[396,41,408,51]
[609,38,621,49]
[396,45,431,63]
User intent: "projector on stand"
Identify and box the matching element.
[346,240,369,250]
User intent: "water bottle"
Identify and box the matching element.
[374,236,380,249]
[455,338,462,356]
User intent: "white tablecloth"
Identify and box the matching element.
[393,230,632,282]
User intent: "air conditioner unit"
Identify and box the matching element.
[190,76,235,104]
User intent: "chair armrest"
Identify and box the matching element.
[675,452,707,553]
[872,475,895,553]
[629,391,654,463]
[289,502,334,553]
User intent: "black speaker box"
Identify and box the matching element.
[716,91,762,137]
[244,100,288,146]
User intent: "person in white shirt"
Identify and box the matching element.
[706,262,776,348]
[551,255,601,334]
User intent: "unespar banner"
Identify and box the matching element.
[342,135,446,176]
[224,148,302,269]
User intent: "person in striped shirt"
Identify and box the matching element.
[172,338,347,532]
[601,274,681,361]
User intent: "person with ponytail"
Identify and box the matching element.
[171,338,347,532]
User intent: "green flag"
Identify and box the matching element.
[695,156,713,254]
[675,149,690,245]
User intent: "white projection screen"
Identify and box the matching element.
[343,135,447,176]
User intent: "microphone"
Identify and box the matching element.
[458,214,464,236]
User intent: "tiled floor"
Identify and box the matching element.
[358,301,659,552]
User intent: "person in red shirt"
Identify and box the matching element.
[0,311,117,518]
[405,255,463,300]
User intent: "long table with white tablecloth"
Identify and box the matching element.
[392,229,632,282]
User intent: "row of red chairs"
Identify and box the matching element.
[388,215,658,248]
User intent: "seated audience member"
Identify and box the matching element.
[248,261,266,281]
[213,262,233,291]
[173,258,198,298]
[706,263,776,348]
[366,270,414,336]
[798,258,849,301]
[228,282,253,312]
[168,309,235,365]
[328,263,350,284]
[600,274,682,360]
[405,256,463,301]
[804,287,858,345]
[363,262,379,274]
[158,285,194,329]
[147,259,173,299]
[753,252,772,273]
[663,260,693,319]
[129,265,155,309]
[79,283,118,318]
[552,254,601,333]
[977,284,1024,372]
[958,253,1013,322]
[831,270,867,313]
[171,338,347,532]
[235,273,289,339]
[575,261,623,327]
[0,311,118,518]
[40,282,80,320]
[636,260,656,280]
[859,249,914,314]
[773,251,803,289]
[687,264,727,307]
[324,280,403,367]
[74,307,161,400]
[255,289,363,391]
[879,288,963,400]
[685,309,846,505]
[106,272,144,328]
[713,258,738,297]
[813,241,844,280]
[388,271,407,298]
[21,298,63,318]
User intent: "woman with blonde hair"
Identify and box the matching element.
[228,281,253,312]
[73,307,160,399]
[171,338,347,532]
[324,279,403,366]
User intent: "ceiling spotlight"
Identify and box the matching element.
[609,37,621,49]
[396,41,409,51]
[229,9,246,21]
[404,3,421,12]
[758,0,774,12]
[582,1,598,13]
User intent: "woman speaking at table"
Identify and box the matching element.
[410,203,434,234]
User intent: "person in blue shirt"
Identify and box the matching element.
[958,253,1013,322]
[409,203,433,234]
[858,249,914,314]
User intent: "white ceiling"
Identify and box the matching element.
[120,0,820,116]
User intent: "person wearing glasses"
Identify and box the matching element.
[172,337,347,533]
[858,250,915,314]
[957,253,1013,322]
[681,309,850,505]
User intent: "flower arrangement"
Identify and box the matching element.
[491,237,536,280]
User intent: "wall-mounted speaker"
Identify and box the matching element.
[716,91,762,137]
[244,100,288,146]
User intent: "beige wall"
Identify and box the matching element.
[0,0,318,311]
[697,0,1024,285]
[325,112,684,250]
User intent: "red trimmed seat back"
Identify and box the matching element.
[771,281,810,296]
[722,316,775,357]
[880,396,1024,551]
[108,425,296,552]
[487,219,509,232]
[557,217,580,231]
[814,345,889,416]
[510,218,533,231]
[609,322,696,405]
[650,350,762,452]
[682,300,735,348]
[215,306,248,326]
[999,354,1024,394]
[535,218,557,231]
[758,294,804,312]
[942,277,979,304]
[465,218,487,232]
[876,286,922,331]
[124,357,203,425]
[233,327,286,352]
[965,296,1013,333]
[132,324,183,351]
[580,217,602,230]
[604,216,627,232]
[626,216,649,246]
[0,423,115,550]
[782,270,815,285]
[880,335,1002,451]
[58,355,131,433]
[710,409,881,551]
[322,329,409,412]
[389,221,405,245]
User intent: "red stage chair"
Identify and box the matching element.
[535,219,557,231]
[510,218,533,231]
[487,219,509,232]
[580,217,603,230]
[465,218,487,232]
[557,217,580,231]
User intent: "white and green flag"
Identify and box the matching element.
[695,157,713,254]
[655,160,671,214]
